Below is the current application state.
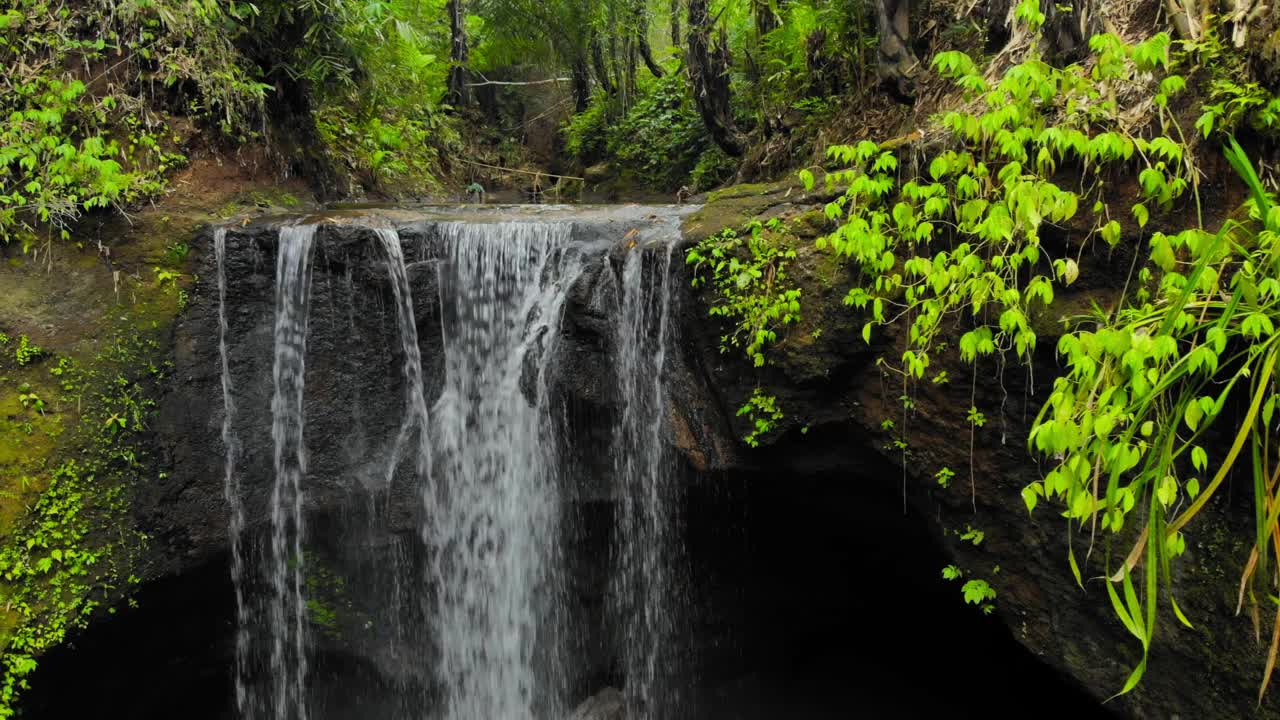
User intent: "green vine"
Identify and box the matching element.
[802,15,1280,698]
[687,217,803,446]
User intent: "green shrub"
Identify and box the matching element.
[606,73,708,189]
[563,73,719,191]
[690,145,737,191]
[563,93,612,164]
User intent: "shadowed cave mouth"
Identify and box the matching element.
[24,449,1114,720]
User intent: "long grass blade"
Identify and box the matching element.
[1112,347,1280,581]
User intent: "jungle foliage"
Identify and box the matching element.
[0,0,457,250]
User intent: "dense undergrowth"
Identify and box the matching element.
[0,0,457,251]
[563,72,734,191]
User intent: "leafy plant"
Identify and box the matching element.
[0,327,161,715]
[687,218,802,367]
[16,385,43,414]
[737,389,785,448]
[576,72,713,190]
[1027,139,1280,699]
[942,564,997,614]
[960,525,985,546]
[14,337,42,367]
[961,578,997,613]
[688,216,804,448]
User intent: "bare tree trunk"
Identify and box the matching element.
[687,0,744,156]
[632,0,665,78]
[607,29,622,97]
[1170,0,1203,41]
[638,33,666,77]
[572,56,592,112]
[875,0,919,100]
[446,0,471,107]
[591,35,615,95]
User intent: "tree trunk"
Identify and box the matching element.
[874,0,919,100]
[446,0,471,107]
[671,0,683,48]
[632,0,665,78]
[687,0,744,156]
[1039,0,1103,60]
[572,56,592,112]
[754,0,779,36]
[638,33,666,77]
[591,36,615,95]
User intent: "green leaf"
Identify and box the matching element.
[1150,233,1176,271]
[1171,595,1195,629]
[929,156,949,181]
[1195,111,1215,138]
[798,168,815,191]
[1068,547,1083,589]
[1101,220,1122,247]
[1191,445,1208,472]
[1022,485,1039,514]
[1184,402,1203,431]
[1132,203,1149,229]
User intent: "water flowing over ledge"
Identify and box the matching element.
[212,206,696,718]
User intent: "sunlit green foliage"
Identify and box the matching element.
[1029,140,1280,699]
[801,7,1280,697]
[0,0,265,248]
[306,0,457,190]
[687,217,802,445]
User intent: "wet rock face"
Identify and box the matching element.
[567,687,625,720]
[149,211,687,572]
[132,208,704,714]
[151,223,432,573]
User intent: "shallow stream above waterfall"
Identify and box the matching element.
[20,205,1113,720]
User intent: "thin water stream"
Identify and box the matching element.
[269,224,319,720]
[612,243,683,718]
[215,227,251,716]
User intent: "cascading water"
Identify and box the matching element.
[269,224,318,720]
[216,228,251,716]
[428,222,581,720]
[611,243,684,719]
[215,210,690,720]
[374,227,433,484]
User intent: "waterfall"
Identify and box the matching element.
[269,224,317,720]
[374,227,432,484]
[428,222,580,720]
[611,243,683,719]
[216,228,251,716]
[215,210,692,720]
